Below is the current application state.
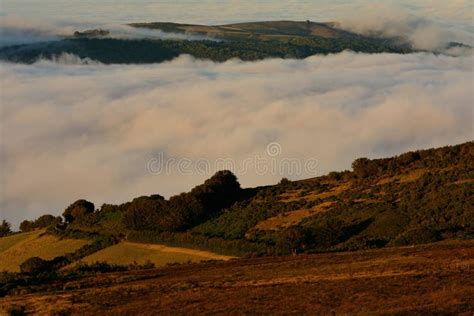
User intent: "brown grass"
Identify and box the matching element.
[377,168,427,185]
[2,241,472,315]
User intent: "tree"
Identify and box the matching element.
[19,220,34,232]
[352,157,378,179]
[20,257,49,274]
[0,220,12,237]
[63,199,95,224]
[123,196,166,231]
[20,215,61,232]
[276,226,308,255]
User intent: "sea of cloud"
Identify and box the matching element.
[1,52,473,225]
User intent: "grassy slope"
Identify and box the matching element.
[129,21,355,41]
[76,241,233,267]
[0,230,89,272]
[1,240,472,314]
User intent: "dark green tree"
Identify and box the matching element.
[0,220,12,237]
[63,200,95,224]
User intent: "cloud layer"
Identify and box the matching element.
[1,52,473,226]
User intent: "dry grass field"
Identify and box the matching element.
[2,240,473,315]
[75,241,233,267]
[0,230,89,272]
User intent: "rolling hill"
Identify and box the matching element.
[0,230,89,272]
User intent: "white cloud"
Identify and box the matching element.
[1,52,473,226]
[337,3,473,50]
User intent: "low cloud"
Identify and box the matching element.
[337,3,473,51]
[1,52,473,226]
[0,15,218,47]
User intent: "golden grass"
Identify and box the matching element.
[254,201,333,231]
[278,189,304,202]
[0,229,89,272]
[0,230,40,253]
[307,182,352,200]
[377,168,427,185]
[75,241,234,267]
[279,181,352,203]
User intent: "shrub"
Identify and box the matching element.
[20,257,50,274]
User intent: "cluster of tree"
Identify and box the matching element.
[123,171,242,232]
[19,214,62,232]
[351,142,473,179]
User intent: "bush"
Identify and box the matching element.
[20,257,50,274]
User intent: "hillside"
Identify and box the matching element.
[1,141,472,275]
[0,230,89,272]
[0,20,413,64]
[0,142,472,313]
[1,241,472,314]
[54,141,473,258]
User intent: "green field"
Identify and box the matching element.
[0,229,89,272]
[76,241,234,267]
